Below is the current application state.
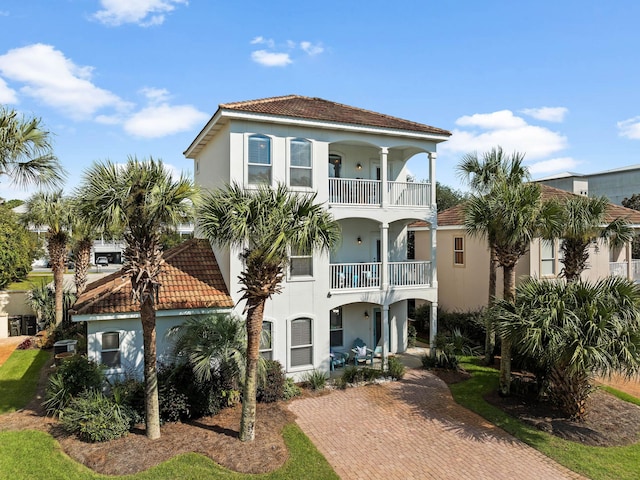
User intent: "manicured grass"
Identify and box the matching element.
[452,358,640,480]
[6,273,53,291]
[0,349,50,413]
[0,424,338,480]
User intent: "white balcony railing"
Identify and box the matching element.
[329,178,380,205]
[387,181,431,207]
[610,260,640,282]
[330,262,381,289]
[389,261,432,287]
[330,261,432,290]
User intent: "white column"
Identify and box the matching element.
[429,302,438,357]
[430,221,438,288]
[428,151,437,208]
[380,222,389,290]
[380,147,389,207]
[382,304,390,368]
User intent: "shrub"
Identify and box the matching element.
[257,360,286,403]
[386,356,406,380]
[159,384,190,422]
[407,324,417,348]
[421,351,459,371]
[108,377,145,425]
[61,390,131,442]
[282,377,302,399]
[43,355,104,416]
[437,309,485,347]
[302,369,328,390]
[341,366,384,384]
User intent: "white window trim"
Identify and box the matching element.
[288,137,314,190]
[288,315,315,372]
[259,319,275,360]
[330,307,344,348]
[453,236,465,266]
[540,239,557,277]
[288,247,315,281]
[246,133,273,187]
[101,331,122,370]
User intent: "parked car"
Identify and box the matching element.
[96,256,109,266]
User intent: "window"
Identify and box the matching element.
[248,135,271,185]
[290,318,313,367]
[101,332,121,368]
[290,138,312,187]
[330,308,343,347]
[260,321,273,360]
[541,240,556,276]
[290,247,313,277]
[454,237,464,265]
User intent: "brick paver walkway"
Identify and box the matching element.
[289,370,584,480]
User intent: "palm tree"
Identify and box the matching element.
[23,190,72,325]
[0,106,64,189]
[69,198,104,295]
[495,276,640,419]
[465,179,561,395]
[76,157,196,440]
[458,147,530,364]
[198,183,340,442]
[552,195,634,283]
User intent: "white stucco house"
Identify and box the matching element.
[74,95,451,378]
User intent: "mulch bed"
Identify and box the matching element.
[433,366,640,447]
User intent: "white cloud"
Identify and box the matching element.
[251,50,292,67]
[443,109,568,160]
[617,117,640,139]
[250,36,275,48]
[300,41,324,56]
[123,103,208,138]
[521,106,568,123]
[140,87,171,104]
[0,44,130,119]
[528,157,580,175]
[93,0,188,27]
[0,77,17,103]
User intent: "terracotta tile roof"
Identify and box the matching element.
[219,95,451,136]
[71,238,233,316]
[410,185,640,228]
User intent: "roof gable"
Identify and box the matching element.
[71,238,233,316]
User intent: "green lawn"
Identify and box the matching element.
[452,358,640,480]
[0,349,338,479]
[0,349,50,413]
[6,273,53,291]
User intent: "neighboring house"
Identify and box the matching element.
[184,95,450,377]
[537,164,640,206]
[71,239,234,379]
[411,185,640,313]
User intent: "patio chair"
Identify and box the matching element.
[330,349,348,371]
[351,337,374,366]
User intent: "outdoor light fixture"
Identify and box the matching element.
[364,311,369,319]
[356,163,362,170]
[357,236,362,244]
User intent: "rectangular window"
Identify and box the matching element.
[454,237,464,265]
[290,247,313,277]
[248,135,271,185]
[260,321,272,360]
[330,308,343,348]
[290,318,312,367]
[541,240,556,276]
[290,138,312,187]
[101,332,121,368]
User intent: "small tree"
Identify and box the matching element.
[622,194,640,258]
[0,202,37,288]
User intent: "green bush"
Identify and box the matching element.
[283,377,302,399]
[408,324,417,348]
[61,390,131,442]
[341,366,384,384]
[302,369,327,390]
[437,309,485,347]
[43,355,104,416]
[108,377,145,425]
[421,351,459,370]
[386,356,406,380]
[257,360,286,403]
[159,384,190,422]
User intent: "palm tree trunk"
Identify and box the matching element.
[74,239,92,295]
[240,297,265,442]
[141,297,161,440]
[485,245,497,365]
[499,263,516,396]
[49,235,66,325]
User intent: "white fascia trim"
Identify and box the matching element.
[73,307,232,323]
[183,110,224,158]
[436,225,464,231]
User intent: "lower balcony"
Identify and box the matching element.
[329,261,432,290]
[610,260,640,282]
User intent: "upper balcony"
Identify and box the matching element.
[328,178,432,207]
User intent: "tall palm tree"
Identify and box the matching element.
[69,198,105,296]
[198,183,340,442]
[23,190,72,325]
[466,179,561,395]
[551,195,634,283]
[458,147,530,364]
[495,276,640,419]
[0,106,64,189]
[76,157,196,440]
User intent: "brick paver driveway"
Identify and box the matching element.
[289,369,584,480]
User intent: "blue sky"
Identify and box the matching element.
[2,0,640,200]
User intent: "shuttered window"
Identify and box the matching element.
[260,321,273,360]
[290,138,312,187]
[101,332,121,368]
[248,135,271,185]
[290,318,312,367]
[454,237,464,266]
